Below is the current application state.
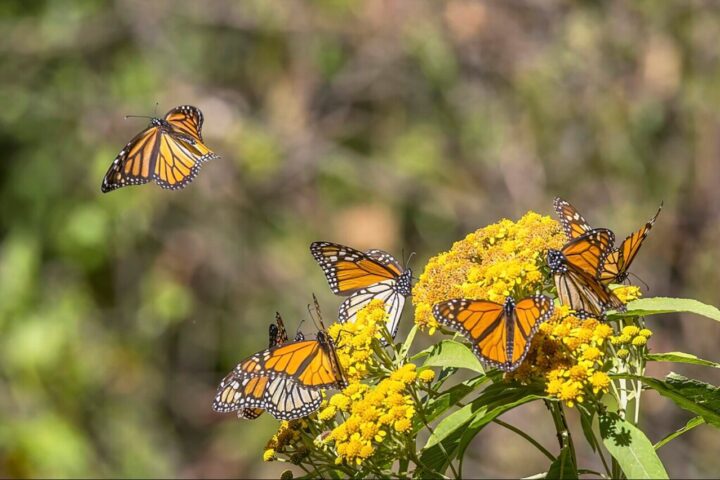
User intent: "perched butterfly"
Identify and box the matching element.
[433,295,554,371]
[310,241,412,340]
[213,299,346,421]
[101,105,218,193]
[236,313,307,420]
[553,197,662,285]
[547,228,625,319]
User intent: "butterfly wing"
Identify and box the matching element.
[338,280,406,339]
[554,267,625,318]
[561,228,615,278]
[432,299,511,369]
[151,129,218,190]
[272,312,290,347]
[310,242,403,295]
[101,126,161,192]
[509,296,554,367]
[599,204,662,285]
[164,105,206,143]
[554,197,594,239]
[214,374,322,420]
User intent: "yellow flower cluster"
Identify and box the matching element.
[319,364,418,465]
[612,285,642,303]
[264,419,309,463]
[612,324,653,358]
[508,307,614,407]
[412,212,565,333]
[327,299,388,382]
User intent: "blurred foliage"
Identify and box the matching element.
[0,0,719,477]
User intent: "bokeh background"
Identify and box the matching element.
[1,0,719,477]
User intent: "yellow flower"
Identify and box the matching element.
[581,346,602,362]
[394,418,412,433]
[639,328,653,338]
[418,369,435,383]
[592,323,613,344]
[632,336,647,347]
[318,405,337,421]
[613,285,642,303]
[622,325,640,337]
[558,380,584,407]
[328,300,388,382]
[590,372,610,394]
[263,449,276,462]
[613,334,632,345]
[412,212,565,332]
[616,348,630,359]
[323,367,417,465]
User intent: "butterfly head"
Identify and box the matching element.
[397,269,413,297]
[268,323,280,348]
[547,249,568,274]
[503,296,516,315]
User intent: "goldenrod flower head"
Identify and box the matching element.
[394,418,412,433]
[323,368,416,465]
[632,335,647,347]
[616,348,630,359]
[622,325,640,337]
[613,334,632,345]
[263,448,276,462]
[328,300,388,381]
[412,212,565,332]
[318,405,337,421]
[592,323,613,344]
[418,369,435,383]
[590,371,610,394]
[613,285,642,303]
[639,328,653,338]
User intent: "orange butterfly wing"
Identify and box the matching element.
[599,204,662,285]
[554,197,593,239]
[510,297,554,365]
[561,228,615,278]
[311,242,403,295]
[101,127,160,192]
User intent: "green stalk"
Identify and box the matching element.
[492,418,554,461]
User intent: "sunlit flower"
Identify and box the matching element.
[613,285,642,303]
[328,300,388,382]
[418,369,435,383]
[412,212,565,332]
[639,328,652,338]
[323,367,416,465]
[616,348,630,359]
[632,335,647,347]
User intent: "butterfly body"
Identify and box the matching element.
[213,310,345,421]
[433,295,553,372]
[311,242,412,339]
[547,228,624,319]
[553,197,661,285]
[101,105,218,193]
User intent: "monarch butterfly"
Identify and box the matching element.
[546,228,625,319]
[310,241,412,340]
[213,300,346,421]
[553,197,662,285]
[432,295,554,372]
[236,313,308,420]
[101,105,218,193]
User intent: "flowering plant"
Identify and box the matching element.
[264,212,720,479]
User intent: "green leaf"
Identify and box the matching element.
[546,445,578,480]
[654,416,705,450]
[646,352,720,368]
[625,373,720,427]
[415,339,484,374]
[599,412,669,479]
[419,374,489,428]
[418,382,545,475]
[579,407,598,453]
[610,297,720,322]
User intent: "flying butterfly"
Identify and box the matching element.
[553,197,662,285]
[213,298,346,421]
[101,105,219,193]
[310,241,412,340]
[433,295,554,372]
[546,228,625,319]
[236,313,309,420]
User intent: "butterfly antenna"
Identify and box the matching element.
[406,251,416,269]
[153,102,159,116]
[295,318,306,338]
[629,272,650,292]
[124,114,154,120]
[312,293,325,329]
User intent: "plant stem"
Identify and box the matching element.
[492,418,555,461]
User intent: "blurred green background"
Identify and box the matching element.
[1,0,719,477]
